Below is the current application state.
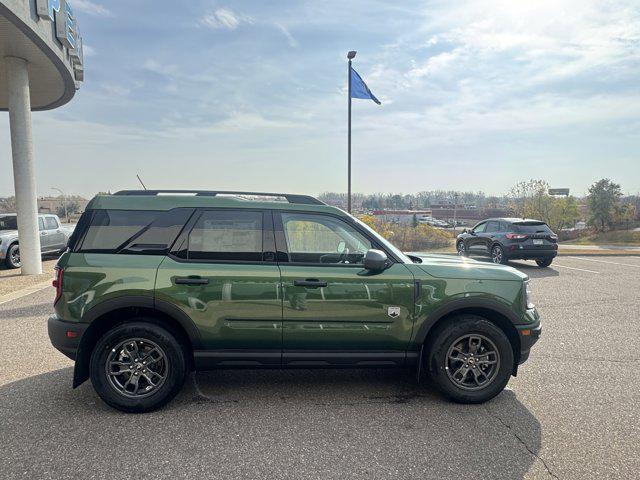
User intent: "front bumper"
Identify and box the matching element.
[48,315,88,361]
[516,310,541,364]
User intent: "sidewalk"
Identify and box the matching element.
[558,244,640,251]
[0,259,57,299]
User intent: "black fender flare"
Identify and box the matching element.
[412,297,522,346]
[72,295,201,387]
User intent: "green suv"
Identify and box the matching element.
[48,190,541,412]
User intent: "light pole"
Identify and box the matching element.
[453,192,459,236]
[347,50,356,213]
[51,187,68,223]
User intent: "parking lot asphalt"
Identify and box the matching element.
[0,256,638,479]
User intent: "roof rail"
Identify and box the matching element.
[112,190,325,205]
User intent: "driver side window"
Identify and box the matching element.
[473,222,487,233]
[281,213,372,264]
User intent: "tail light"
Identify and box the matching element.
[53,266,64,305]
[506,233,528,240]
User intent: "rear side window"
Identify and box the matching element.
[485,221,500,232]
[76,209,193,254]
[186,210,263,262]
[45,217,58,230]
[514,222,553,234]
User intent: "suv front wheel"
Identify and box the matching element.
[5,243,20,269]
[90,320,187,413]
[425,315,514,403]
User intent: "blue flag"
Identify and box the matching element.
[350,67,381,105]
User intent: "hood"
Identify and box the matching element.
[408,252,528,281]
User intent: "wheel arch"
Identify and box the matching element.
[415,299,522,374]
[73,296,201,388]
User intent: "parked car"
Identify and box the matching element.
[48,191,541,413]
[0,213,74,269]
[456,218,558,267]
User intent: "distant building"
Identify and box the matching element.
[372,209,432,225]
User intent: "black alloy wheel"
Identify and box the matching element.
[425,315,514,403]
[90,321,187,413]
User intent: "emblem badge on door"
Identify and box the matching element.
[387,306,401,318]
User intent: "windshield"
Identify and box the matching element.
[352,216,413,264]
[514,222,553,234]
[0,216,18,231]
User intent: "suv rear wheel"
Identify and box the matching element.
[491,244,508,265]
[425,315,514,403]
[536,257,553,268]
[90,320,187,413]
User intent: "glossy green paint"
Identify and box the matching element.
[55,195,537,366]
[54,252,162,322]
[405,253,533,350]
[155,256,282,351]
[279,263,415,351]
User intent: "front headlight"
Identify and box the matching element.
[523,280,534,310]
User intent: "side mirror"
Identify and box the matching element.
[462,228,468,234]
[364,249,388,272]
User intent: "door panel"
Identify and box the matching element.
[279,263,415,364]
[156,257,282,364]
[155,208,281,367]
[467,222,487,253]
[38,217,52,251]
[46,217,66,250]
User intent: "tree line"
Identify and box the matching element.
[320,178,639,232]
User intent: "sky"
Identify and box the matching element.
[1,0,639,198]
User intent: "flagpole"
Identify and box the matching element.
[347,50,356,213]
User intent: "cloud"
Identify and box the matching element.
[71,0,113,17]
[200,8,251,30]
[275,23,298,47]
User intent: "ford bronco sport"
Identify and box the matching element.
[48,190,541,413]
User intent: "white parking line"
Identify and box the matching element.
[567,256,640,268]
[553,264,600,274]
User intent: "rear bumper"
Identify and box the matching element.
[506,246,557,260]
[516,311,541,365]
[47,315,88,361]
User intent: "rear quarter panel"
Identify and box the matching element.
[55,252,164,322]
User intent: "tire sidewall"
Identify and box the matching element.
[5,244,21,269]
[90,321,187,413]
[536,258,553,267]
[457,241,467,256]
[427,316,514,403]
[491,244,508,264]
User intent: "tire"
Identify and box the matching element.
[90,320,187,413]
[536,257,553,268]
[425,315,514,404]
[4,243,21,269]
[491,244,508,265]
[456,241,468,257]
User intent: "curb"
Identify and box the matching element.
[0,281,52,306]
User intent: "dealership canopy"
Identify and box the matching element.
[1,0,83,274]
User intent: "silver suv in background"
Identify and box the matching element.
[0,214,74,269]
